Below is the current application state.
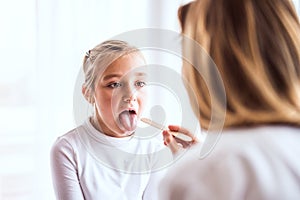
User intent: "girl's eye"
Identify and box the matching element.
[107,82,122,88]
[135,81,146,87]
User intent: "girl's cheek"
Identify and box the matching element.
[138,95,147,111]
[139,87,147,96]
[111,94,123,110]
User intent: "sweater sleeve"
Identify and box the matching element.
[50,138,85,200]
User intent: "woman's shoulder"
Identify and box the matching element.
[160,125,300,199]
[217,125,300,151]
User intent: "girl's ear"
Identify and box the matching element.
[82,85,95,104]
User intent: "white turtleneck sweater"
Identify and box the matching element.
[50,118,173,200]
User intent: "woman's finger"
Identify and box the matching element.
[163,130,180,154]
[168,125,198,143]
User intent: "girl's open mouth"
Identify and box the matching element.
[118,109,137,131]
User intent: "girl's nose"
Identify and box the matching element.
[122,94,137,103]
[122,84,137,103]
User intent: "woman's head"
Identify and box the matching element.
[179,0,300,129]
[82,40,147,137]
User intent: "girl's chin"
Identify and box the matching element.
[112,129,135,138]
[118,125,137,136]
[123,130,135,137]
[108,123,136,137]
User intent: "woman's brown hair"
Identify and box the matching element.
[179,0,300,129]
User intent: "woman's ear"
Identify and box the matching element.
[82,85,94,104]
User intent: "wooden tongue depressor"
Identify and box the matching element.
[140,118,193,142]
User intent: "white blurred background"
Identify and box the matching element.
[0,0,299,199]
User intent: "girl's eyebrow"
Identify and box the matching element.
[135,72,147,77]
[102,74,122,81]
[103,72,147,81]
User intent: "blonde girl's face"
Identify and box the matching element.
[93,53,147,137]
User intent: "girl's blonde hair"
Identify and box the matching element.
[179,0,300,129]
[82,40,143,102]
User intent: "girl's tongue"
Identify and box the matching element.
[119,110,137,131]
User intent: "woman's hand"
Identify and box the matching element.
[162,125,198,154]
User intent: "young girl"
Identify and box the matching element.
[50,40,176,199]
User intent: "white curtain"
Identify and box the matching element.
[0,0,299,199]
